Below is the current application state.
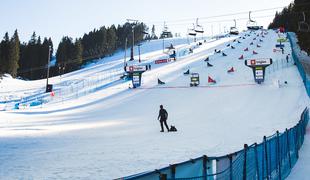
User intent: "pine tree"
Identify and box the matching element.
[73,39,83,69]
[8,30,20,77]
[0,32,10,75]
[107,25,117,55]
[151,25,158,39]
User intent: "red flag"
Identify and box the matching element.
[208,76,216,83]
[227,67,235,73]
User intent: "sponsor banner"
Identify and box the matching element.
[132,73,141,88]
[246,58,272,66]
[125,65,147,72]
[155,59,170,64]
[255,70,263,76]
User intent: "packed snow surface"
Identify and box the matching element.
[0,30,308,179]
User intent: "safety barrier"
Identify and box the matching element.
[44,68,124,104]
[0,68,124,110]
[287,32,310,97]
[122,108,309,180]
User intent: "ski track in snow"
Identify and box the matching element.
[0,30,309,180]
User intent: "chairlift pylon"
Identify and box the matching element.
[298,12,310,33]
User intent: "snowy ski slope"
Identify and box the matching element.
[0,30,308,179]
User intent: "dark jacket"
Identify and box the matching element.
[158,109,168,121]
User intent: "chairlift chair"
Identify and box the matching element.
[162,22,172,38]
[247,11,260,30]
[195,25,204,33]
[195,18,204,33]
[188,29,197,36]
[230,19,239,35]
[188,23,197,36]
[230,27,239,35]
[298,12,310,33]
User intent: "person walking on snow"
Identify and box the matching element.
[286,54,290,63]
[158,105,169,132]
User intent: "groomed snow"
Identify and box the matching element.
[0,30,309,179]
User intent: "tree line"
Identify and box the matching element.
[269,0,310,53]
[56,22,150,75]
[0,22,153,80]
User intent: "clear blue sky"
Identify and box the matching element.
[0,0,292,49]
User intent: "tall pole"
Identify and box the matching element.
[127,19,138,61]
[131,27,135,60]
[124,38,127,67]
[46,45,51,92]
[138,44,141,63]
[163,22,167,53]
[163,37,165,53]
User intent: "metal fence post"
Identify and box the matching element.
[286,128,292,169]
[276,131,282,180]
[229,154,233,180]
[254,143,260,180]
[160,174,167,180]
[243,144,248,180]
[203,155,208,180]
[295,123,300,159]
[264,136,270,180]
[170,164,176,180]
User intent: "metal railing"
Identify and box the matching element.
[287,32,310,96]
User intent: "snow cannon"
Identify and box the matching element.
[227,67,235,73]
[208,76,216,84]
[253,51,258,55]
[239,55,244,60]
